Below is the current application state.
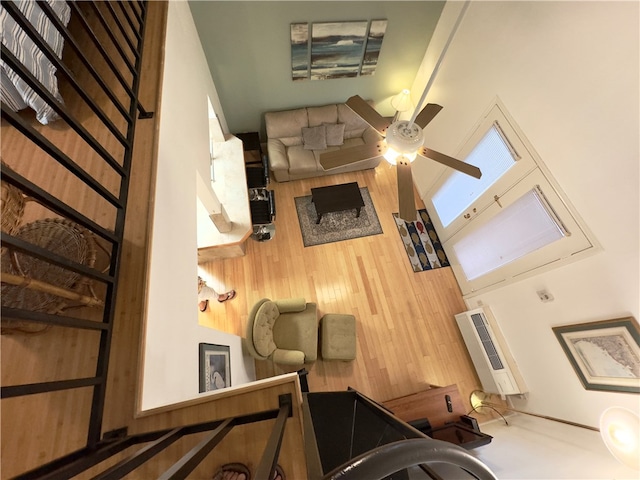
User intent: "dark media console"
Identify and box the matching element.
[383,384,492,449]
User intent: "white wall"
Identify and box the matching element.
[473,414,638,479]
[141,0,255,412]
[411,0,638,433]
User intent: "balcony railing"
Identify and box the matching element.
[1,0,153,462]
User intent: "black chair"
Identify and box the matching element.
[246,153,270,189]
[250,189,275,225]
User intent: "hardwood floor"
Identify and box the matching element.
[198,165,484,405]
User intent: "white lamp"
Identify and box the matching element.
[600,407,640,470]
[391,89,414,121]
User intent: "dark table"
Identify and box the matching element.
[311,182,364,224]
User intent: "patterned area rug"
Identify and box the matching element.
[393,209,450,272]
[295,187,383,247]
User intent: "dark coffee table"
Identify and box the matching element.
[311,182,364,224]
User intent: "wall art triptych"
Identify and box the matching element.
[291,20,388,81]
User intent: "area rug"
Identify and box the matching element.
[393,209,450,272]
[295,187,383,247]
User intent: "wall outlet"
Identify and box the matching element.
[537,290,554,303]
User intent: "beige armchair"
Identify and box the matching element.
[244,297,318,365]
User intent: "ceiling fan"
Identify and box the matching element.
[319,1,480,222]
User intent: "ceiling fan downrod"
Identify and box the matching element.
[406,0,471,129]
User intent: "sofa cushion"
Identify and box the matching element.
[325,123,345,146]
[312,136,365,163]
[266,108,309,140]
[338,103,370,139]
[308,104,338,126]
[288,145,319,174]
[302,125,327,150]
[253,300,279,357]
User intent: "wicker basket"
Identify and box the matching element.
[1,218,100,334]
[0,180,25,236]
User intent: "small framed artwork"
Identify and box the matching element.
[553,317,640,393]
[199,343,231,392]
[291,23,309,81]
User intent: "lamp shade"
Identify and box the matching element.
[600,407,640,470]
[391,89,413,112]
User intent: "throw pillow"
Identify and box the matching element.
[324,123,346,146]
[302,125,327,150]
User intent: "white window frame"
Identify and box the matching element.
[427,101,537,242]
[446,169,594,294]
[426,98,598,297]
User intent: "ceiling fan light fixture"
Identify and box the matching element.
[384,121,424,165]
[383,147,401,165]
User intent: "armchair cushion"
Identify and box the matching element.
[272,348,306,365]
[273,302,318,363]
[275,297,307,313]
[252,300,279,357]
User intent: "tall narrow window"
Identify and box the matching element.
[432,123,517,227]
[452,187,566,280]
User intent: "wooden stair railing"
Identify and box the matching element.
[15,394,292,480]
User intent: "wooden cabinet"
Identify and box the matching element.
[235,131,263,165]
[382,384,466,428]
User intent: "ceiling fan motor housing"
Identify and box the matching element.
[385,121,424,163]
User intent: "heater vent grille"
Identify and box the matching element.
[455,306,527,395]
[471,313,504,370]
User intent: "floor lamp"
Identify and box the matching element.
[470,390,640,470]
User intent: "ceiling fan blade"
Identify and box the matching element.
[414,103,443,129]
[320,142,388,170]
[397,158,416,222]
[419,147,482,179]
[346,95,391,136]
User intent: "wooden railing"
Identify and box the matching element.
[14,394,292,480]
[1,0,153,459]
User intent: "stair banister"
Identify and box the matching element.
[322,438,498,480]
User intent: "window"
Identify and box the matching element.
[425,99,596,296]
[427,103,537,241]
[432,123,517,227]
[452,186,566,281]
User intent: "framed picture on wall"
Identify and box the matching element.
[199,343,231,392]
[552,317,640,393]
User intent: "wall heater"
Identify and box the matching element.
[455,306,528,396]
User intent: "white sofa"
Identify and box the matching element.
[265,103,383,182]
